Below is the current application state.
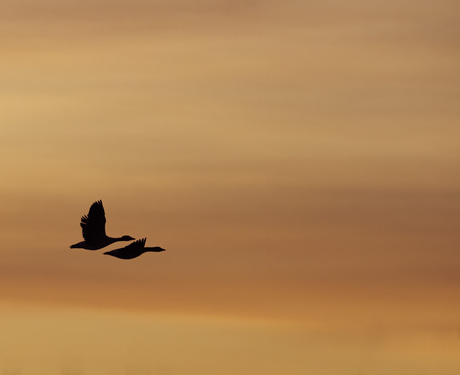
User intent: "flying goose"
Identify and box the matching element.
[104,238,165,259]
[70,200,134,250]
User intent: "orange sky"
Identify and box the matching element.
[1,0,460,374]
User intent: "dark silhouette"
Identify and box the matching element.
[104,238,165,259]
[70,200,134,250]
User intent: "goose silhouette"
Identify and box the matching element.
[70,200,134,250]
[104,238,165,259]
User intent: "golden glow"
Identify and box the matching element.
[1,0,459,373]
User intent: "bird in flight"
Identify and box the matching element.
[70,200,135,250]
[104,238,165,259]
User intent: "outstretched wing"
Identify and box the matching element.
[80,200,106,244]
[122,238,146,250]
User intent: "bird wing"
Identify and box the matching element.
[80,200,106,243]
[122,238,146,250]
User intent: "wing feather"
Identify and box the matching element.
[80,200,106,244]
[123,238,145,250]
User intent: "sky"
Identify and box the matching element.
[1,0,460,374]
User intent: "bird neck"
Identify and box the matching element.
[146,247,164,252]
[107,236,122,244]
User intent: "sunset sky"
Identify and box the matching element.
[1,0,460,374]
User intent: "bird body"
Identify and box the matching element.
[104,238,165,259]
[70,236,132,250]
[70,200,134,250]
